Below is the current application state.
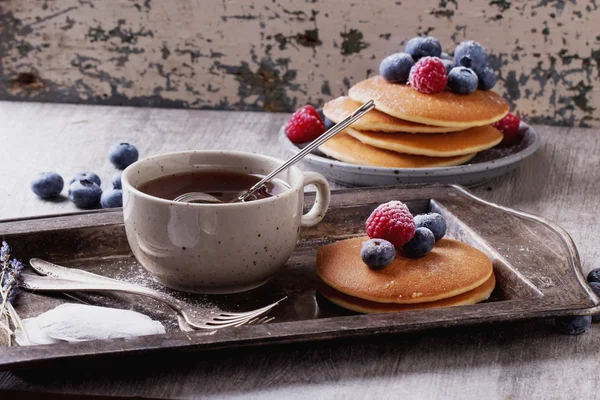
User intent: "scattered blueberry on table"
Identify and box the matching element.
[414,213,447,241]
[111,171,123,189]
[360,239,396,270]
[70,172,101,187]
[586,268,600,283]
[100,189,123,209]
[109,143,139,170]
[68,179,102,209]
[555,315,592,335]
[31,172,64,198]
[403,227,435,258]
[32,142,138,209]
[587,282,600,322]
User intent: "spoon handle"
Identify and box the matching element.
[235,100,375,202]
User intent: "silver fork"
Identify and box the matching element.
[23,258,285,330]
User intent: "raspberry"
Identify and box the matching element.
[285,105,326,144]
[492,113,521,146]
[365,201,416,248]
[408,57,448,94]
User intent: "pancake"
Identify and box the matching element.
[323,96,464,134]
[317,236,493,304]
[345,125,502,157]
[348,76,509,128]
[319,132,476,168]
[318,273,496,314]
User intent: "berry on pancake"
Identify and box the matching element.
[454,40,488,73]
[408,57,448,94]
[285,105,326,144]
[360,239,396,270]
[379,52,414,84]
[477,66,497,90]
[402,227,435,258]
[365,201,416,248]
[414,213,447,241]
[492,113,521,147]
[447,67,479,95]
[405,36,442,60]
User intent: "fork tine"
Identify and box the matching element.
[189,297,287,330]
[203,305,278,327]
[216,297,287,319]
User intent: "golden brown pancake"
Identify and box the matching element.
[323,96,464,133]
[348,76,509,128]
[318,132,476,168]
[317,236,493,304]
[318,273,496,314]
[345,125,502,157]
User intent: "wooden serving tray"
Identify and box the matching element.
[0,185,597,371]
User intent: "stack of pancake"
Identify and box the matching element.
[317,236,495,313]
[320,76,510,168]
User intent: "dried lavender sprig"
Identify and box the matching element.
[6,301,29,345]
[0,241,10,284]
[0,241,10,263]
[0,244,26,345]
[0,259,24,321]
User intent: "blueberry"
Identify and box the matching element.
[68,179,102,209]
[440,52,452,60]
[454,40,488,72]
[112,171,122,189]
[477,66,497,90]
[555,315,592,335]
[447,67,479,95]
[31,172,64,198]
[379,52,414,84]
[324,117,335,130]
[405,36,442,61]
[586,268,600,283]
[100,189,123,208]
[360,239,396,270]
[588,282,600,322]
[109,143,139,170]
[403,227,435,258]
[414,213,447,241]
[70,172,101,187]
[441,58,455,74]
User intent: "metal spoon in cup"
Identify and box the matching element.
[174,100,376,204]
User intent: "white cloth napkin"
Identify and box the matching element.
[15,303,166,346]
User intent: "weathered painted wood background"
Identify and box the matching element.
[1,0,599,127]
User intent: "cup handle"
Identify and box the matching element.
[301,172,331,228]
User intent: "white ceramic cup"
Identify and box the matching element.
[121,150,330,294]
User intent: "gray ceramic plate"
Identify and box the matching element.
[279,122,540,187]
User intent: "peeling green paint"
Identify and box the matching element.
[85,20,153,44]
[272,28,321,51]
[340,28,369,56]
[2,0,600,126]
[216,56,300,112]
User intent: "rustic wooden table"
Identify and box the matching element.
[0,101,599,399]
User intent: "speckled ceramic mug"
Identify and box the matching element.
[121,150,330,294]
